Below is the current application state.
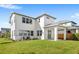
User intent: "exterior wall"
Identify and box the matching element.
[10,14,56,40]
[11,14,36,40]
[43,16,55,40]
[44,16,55,26]
[38,16,45,40]
[76,29,79,33]
[34,20,42,39]
[36,15,55,40]
[44,27,54,40]
[11,13,78,41]
[15,15,35,30]
[10,14,16,40]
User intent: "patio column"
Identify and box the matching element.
[76,29,79,33]
[64,28,66,40]
[54,27,58,41]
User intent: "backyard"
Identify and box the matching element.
[0,38,79,54]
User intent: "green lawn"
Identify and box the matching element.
[0,38,79,54]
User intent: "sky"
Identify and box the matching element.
[0,4,79,28]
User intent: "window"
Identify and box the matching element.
[40,30,42,36]
[38,19,40,22]
[26,18,29,23]
[22,17,33,24]
[22,17,32,24]
[37,30,39,36]
[22,17,25,23]
[29,19,32,23]
[27,31,30,36]
[48,30,51,39]
[19,33,23,36]
[48,30,51,34]
[37,30,42,36]
[24,33,27,36]
[26,18,32,24]
[31,31,34,36]
[47,16,50,19]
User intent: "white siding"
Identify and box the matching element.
[10,14,16,40]
[10,13,55,40]
[36,16,44,39]
[11,14,36,40]
[36,15,55,40]
[15,15,35,30]
[44,16,55,26]
[61,22,76,26]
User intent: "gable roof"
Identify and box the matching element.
[57,20,77,24]
[10,12,76,26]
[9,12,56,23]
[45,20,77,27]
[11,12,35,19]
[36,13,56,19]
[9,12,35,23]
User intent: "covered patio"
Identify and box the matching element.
[44,25,79,41]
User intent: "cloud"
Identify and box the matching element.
[71,15,75,17]
[71,13,79,19]
[75,13,79,16]
[0,4,21,9]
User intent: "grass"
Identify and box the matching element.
[0,38,79,54]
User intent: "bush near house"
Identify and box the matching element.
[72,33,79,41]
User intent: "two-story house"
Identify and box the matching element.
[10,12,79,41]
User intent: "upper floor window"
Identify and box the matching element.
[29,19,32,23]
[26,18,29,23]
[26,18,32,24]
[22,17,25,23]
[47,16,50,19]
[22,17,32,24]
[38,19,40,22]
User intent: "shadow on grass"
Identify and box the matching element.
[0,42,12,44]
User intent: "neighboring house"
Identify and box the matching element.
[0,28,11,37]
[0,28,10,34]
[10,12,79,41]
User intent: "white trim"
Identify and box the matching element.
[76,29,79,33]
[54,27,58,41]
[64,28,66,40]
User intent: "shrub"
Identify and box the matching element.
[72,33,79,41]
[32,38,39,40]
